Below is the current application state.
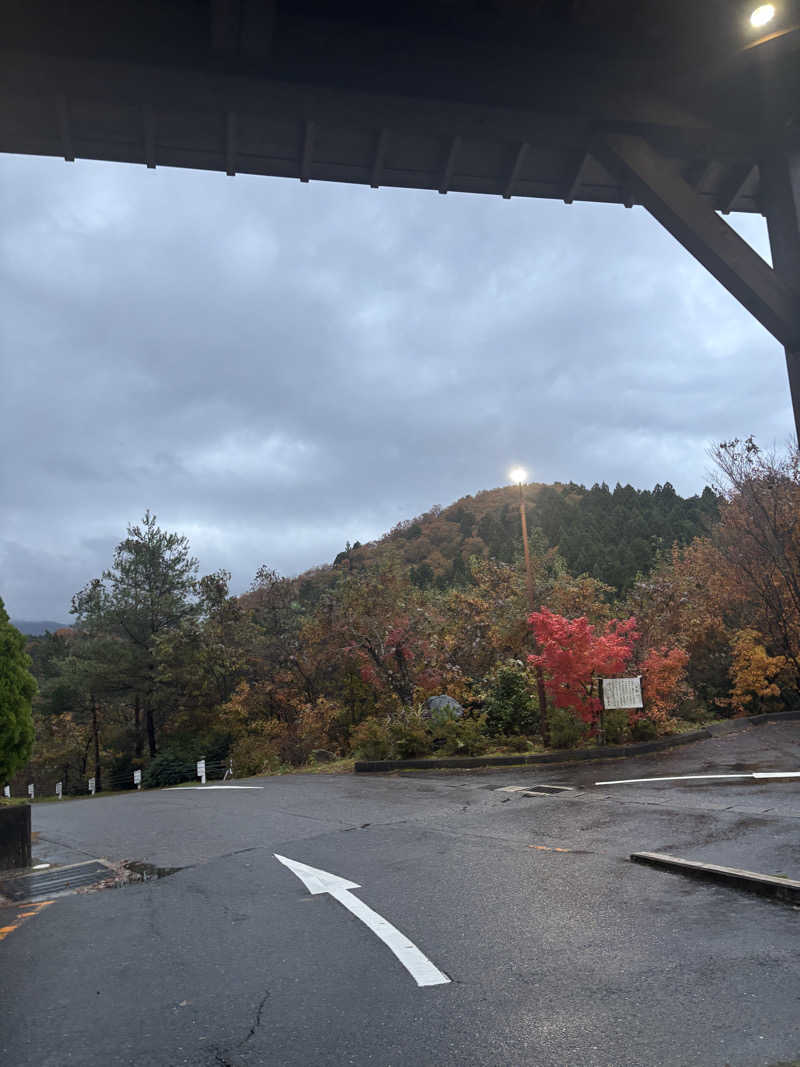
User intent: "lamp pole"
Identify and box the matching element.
[517,479,535,614]
[509,468,549,745]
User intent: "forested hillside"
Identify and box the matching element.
[330,480,719,595]
[9,442,798,796]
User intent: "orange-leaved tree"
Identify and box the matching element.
[727,629,788,714]
[640,646,689,725]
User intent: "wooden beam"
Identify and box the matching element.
[718,162,756,215]
[143,105,156,169]
[438,135,460,195]
[226,110,237,176]
[240,0,275,59]
[562,150,589,204]
[370,128,388,189]
[55,93,74,161]
[761,150,800,441]
[299,120,316,183]
[684,158,717,193]
[502,141,528,199]
[211,0,241,54]
[594,132,800,350]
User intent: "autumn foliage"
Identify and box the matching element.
[640,646,689,725]
[12,440,800,791]
[528,610,638,726]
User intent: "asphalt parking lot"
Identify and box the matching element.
[2,720,799,1067]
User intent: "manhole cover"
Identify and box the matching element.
[0,861,112,902]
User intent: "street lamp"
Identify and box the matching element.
[750,4,776,27]
[509,466,534,612]
[508,466,549,744]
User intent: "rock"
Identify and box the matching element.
[422,695,463,723]
[310,749,337,763]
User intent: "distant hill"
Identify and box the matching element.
[316,480,720,597]
[12,619,69,636]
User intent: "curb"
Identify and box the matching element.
[353,710,800,774]
[631,851,800,904]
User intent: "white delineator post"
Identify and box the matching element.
[56,781,63,799]
[88,777,96,796]
[28,784,34,800]
[197,758,206,785]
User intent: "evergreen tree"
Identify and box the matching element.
[0,597,36,786]
[71,512,199,757]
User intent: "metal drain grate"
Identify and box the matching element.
[0,861,112,902]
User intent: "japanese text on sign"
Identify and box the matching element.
[602,676,643,709]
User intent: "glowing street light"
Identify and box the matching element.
[508,464,550,744]
[509,465,533,608]
[750,4,776,28]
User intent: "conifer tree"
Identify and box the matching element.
[0,596,36,786]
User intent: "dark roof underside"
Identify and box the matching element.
[1,0,799,213]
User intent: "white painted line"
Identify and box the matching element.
[596,771,800,786]
[166,785,264,790]
[496,786,530,792]
[275,854,450,988]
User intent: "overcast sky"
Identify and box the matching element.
[1,152,791,621]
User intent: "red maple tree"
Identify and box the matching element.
[528,609,638,726]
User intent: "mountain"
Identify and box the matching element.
[320,480,720,597]
[11,619,70,636]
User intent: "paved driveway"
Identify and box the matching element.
[2,721,799,1066]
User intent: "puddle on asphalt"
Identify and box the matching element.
[121,860,183,883]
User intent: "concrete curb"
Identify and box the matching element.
[353,709,800,774]
[631,851,800,904]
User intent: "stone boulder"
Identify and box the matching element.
[310,749,337,764]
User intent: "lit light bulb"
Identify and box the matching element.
[750,4,776,28]
[509,466,527,485]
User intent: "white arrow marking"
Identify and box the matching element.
[596,771,800,786]
[274,854,450,988]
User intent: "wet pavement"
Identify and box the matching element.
[1,719,799,1067]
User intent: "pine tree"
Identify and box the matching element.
[71,512,199,757]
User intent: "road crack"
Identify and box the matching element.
[243,991,270,1044]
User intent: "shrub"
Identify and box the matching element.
[349,718,392,760]
[229,718,290,776]
[493,734,531,753]
[482,661,539,737]
[142,752,196,789]
[296,698,344,755]
[547,708,586,750]
[602,708,630,745]
[508,734,532,753]
[437,713,489,756]
[630,717,659,741]
[390,717,433,758]
[158,730,231,769]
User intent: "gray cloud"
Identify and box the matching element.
[1,152,791,619]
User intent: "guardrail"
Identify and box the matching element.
[3,756,236,799]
